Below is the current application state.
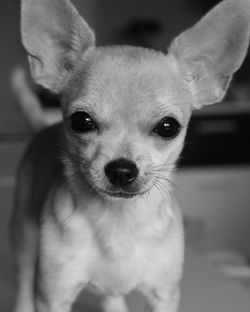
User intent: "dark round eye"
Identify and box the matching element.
[153,117,181,139]
[71,111,97,133]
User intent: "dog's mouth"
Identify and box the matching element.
[99,189,149,199]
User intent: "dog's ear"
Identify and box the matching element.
[169,0,250,109]
[21,0,95,92]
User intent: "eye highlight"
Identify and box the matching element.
[153,117,181,139]
[71,111,97,133]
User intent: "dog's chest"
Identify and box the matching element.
[50,196,180,296]
[86,214,171,296]
[89,250,143,295]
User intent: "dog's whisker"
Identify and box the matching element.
[150,166,176,173]
[154,179,169,194]
[152,175,180,194]
[151,163,176,168]
[152,179,169,197]
[152,181,164,197]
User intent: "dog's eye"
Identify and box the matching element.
[71,111,97,133]
[153,117,181,139]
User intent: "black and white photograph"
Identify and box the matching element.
[0,0,250,311]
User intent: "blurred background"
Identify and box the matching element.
[0,0,250,311]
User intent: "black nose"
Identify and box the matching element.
[105,159,139,187]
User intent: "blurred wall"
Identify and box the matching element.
[0,1,24,107]
[95,0,200,50]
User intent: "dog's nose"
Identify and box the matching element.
[105,159,139,187]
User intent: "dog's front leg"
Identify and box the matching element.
[34,219,89,312]
[34,254,87,312]
[143,284,180,312]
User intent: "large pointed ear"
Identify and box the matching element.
[169,0,250,109]
[21,0,95,93]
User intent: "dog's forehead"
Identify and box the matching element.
[64,46,192,122]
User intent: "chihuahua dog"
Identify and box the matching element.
[11,0,250,311]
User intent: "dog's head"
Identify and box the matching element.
[21,0,250,200]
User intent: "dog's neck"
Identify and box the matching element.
[77,182,174,225]
[73,186,177,258]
